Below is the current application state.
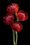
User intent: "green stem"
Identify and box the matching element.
[15,31,18,45]
[13,30,18,45]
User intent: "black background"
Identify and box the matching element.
[0,0,30,45]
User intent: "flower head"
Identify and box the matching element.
[11,22,23,32]
[17,10,28,21]
[6,3,19,14]
[3,15,14,25]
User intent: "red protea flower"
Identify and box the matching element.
[17,10,28,21]
[11,22,23,32]
[6,3,19,14]
[3,14,14,25]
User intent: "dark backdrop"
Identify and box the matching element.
[0,0,30,45]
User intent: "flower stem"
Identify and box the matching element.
[13,30,18,45]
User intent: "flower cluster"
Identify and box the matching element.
[3,3,28,32]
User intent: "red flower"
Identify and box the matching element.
[3,3,28,32]
[6,3,19,14]
[11,22,23,32]
[11,3,19,13]
[17,10,28,21]
[3,15,14,25]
